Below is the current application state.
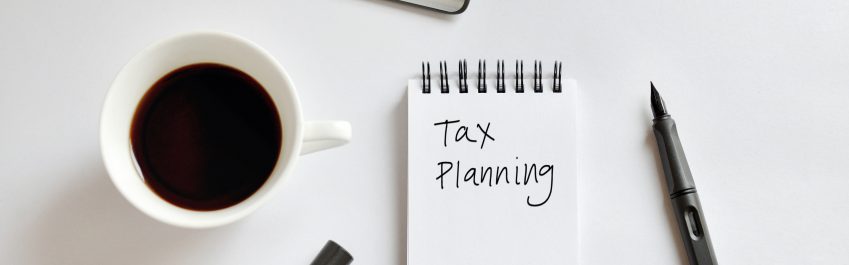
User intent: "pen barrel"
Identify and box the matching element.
[652,117,696,195]
[671,192,717,265]
[653,116,717,264]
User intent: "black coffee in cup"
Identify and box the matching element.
[130,63,282,211]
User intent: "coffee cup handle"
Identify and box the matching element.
[301,121,352,155]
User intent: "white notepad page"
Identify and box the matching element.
[407,78,578,265]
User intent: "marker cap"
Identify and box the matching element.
[311,240,353,265]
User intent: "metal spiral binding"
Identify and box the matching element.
[553,61,562,93]
[458,60,468,93]
[477,60,486,93]
[515,60,524,93]
[422,62,431,93]
[420,59,563,93]
[496,60,505,93]
[439,61,449,93]
[533,60,543,93]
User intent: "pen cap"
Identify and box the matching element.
[652,117,697,195]
[311,240,353,265]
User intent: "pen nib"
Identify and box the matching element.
[650,82,668,118]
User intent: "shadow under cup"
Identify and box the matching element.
[101,32,304,228]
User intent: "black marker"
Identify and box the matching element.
[650,82,717,265]
[311,240,353,265]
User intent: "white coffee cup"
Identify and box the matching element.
[100,31,351,228]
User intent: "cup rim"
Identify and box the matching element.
[100,31,303,228]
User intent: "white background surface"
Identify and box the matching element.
[2,0,849,264]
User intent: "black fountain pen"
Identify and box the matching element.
[650,82,717,265]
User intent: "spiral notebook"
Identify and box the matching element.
[407,60,578,265]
